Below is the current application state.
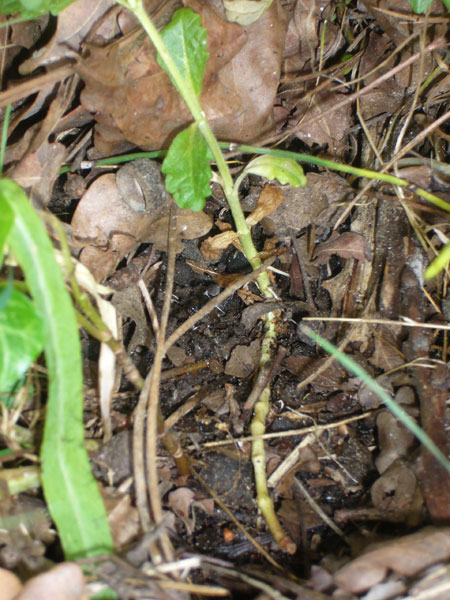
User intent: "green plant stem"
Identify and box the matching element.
[116,0,270,292]
[117,0,289,549]
[68,143,450,215]
[227,144,450,213]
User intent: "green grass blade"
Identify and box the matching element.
[0,179,113,559]
[300,325,450,474]
[0,104,11,176]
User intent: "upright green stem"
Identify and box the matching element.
[117,0,291,551]
[118,0,270,293]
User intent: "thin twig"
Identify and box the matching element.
[145,211,178,562]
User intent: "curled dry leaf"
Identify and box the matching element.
[78,0,287,152]
[200,184,283,259]
[168,487,196,534]
[11,140,66,209]
[283,0,345,79]
[19,0,116,75]
[71,161,212,280]
[262,172,349,238]
[371,459,424,524]
[224,338,261,378]
[334,527,450,594]
[313,231,372,264]
[375,409,415,474]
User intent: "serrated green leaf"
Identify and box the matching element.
[223,0,272,26]
[0,0,75,18]
[162,123,212,211]
[407,0,433,13]
[0,288,45,397]
[243,155,307,187]
[158,7,208,98]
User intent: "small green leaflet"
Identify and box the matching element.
[162,123,213,211]
[407,0,433,12]
[241,155,307,187]
[158,8,209,98]
[0,287,45,399]
[0,0,75,18]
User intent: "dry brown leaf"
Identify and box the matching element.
[224,339,261,378]
[167,487,196,534]
[20,0,116,75]
[283,0,344,79]
[11,140,67,209]
[334,527,450,594]
[79,0,287,152]
[200,185,283,260]
[262,172,349,238]
[292,87,352,156]
[246,184,284,226]
[71,163,212,280]
[313,231,371,264]
[104,490,140,550]
[368,326,405,372]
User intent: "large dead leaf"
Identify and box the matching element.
[262,172,350,238]
[225,338,261,378]
[334,527,450,594]
[78,0,287,152]
[283,0,345,79]
[19,0,116,75]
[71,160,212,281]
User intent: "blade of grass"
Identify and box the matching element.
[0,104,11,176]
[0,179,113,559]
[300,324,450,474]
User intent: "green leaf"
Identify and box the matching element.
[162,123,212,211]
[158,7,208,98]
[407,0,433,13]
[0,178,113,559]
[242,155,307,187]
[223,0,272,26]
[0,0,76,18]
[0,287,45,398]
